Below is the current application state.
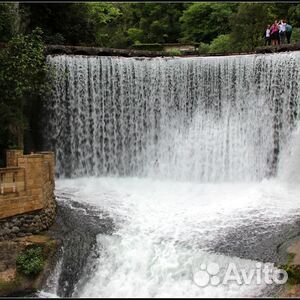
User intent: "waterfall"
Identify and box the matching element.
[278,121,300,184]
[43,53,300,181]
[41,52,300,298]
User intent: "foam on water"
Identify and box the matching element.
[53,177,300,298]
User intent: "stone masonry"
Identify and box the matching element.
[0,150,56,240]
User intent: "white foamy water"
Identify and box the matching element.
[278,121,300,185]
[53,177,299,298]
[42,52,300,297]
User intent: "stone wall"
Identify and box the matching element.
[45,44,300,58]
[0,150,56,240]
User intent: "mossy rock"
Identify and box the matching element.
[281,264,300,285]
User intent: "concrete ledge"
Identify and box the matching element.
[46,44,300,58]
[255,44,300,54]
[45,44,166,57]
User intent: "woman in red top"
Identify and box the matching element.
[270,20,280,46]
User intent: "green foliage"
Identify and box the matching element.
[166,48,182,56]
[20,3,122,47]
[46,33,65,45]
[126,3,186,44]
[198,42,210,54]
[127,28,144,44]
[291,28,300,44]
[87,2,121,25]
[87,3,122,46]
[0,27,48,153]
[5,2,298,51]
[180,3,238,44]
[287,4,300,27]
[230,3,271,52]
[16,245,45,276]
[209,34,233,54]
[0,3,20,42]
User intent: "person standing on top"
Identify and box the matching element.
[285,22,293,44]
[270,21,279,46]
[279,19,287,44]
[264,25,271,45]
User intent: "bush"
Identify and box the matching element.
[127,28,144,44]
[209,34,233,54]
[16,245,45,276]
[291,27,300,44]
[166,48,182,56]
[198,42,210,54]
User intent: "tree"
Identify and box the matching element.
[21,3,122,46]
[267,3,299,24]
[21,3,93,45]
[180,3,238,43]
[128,3,186,44]
[127,28,144,44]
[0,3,21,42]
[230,3,271,52]
[287,4,300,27]
[0,28,48,157]
[86,3,122,46]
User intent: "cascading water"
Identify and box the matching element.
[41,53,300,298]
[44,53,299,181]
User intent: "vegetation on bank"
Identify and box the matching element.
[16,245,45,276]
[0,235,58,296]
[0,28,48,165]
[1,3,299,51]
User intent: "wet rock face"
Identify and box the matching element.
[44,198,114,297]
[212,218,300,264]
[0,199,56,241]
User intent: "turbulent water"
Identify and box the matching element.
[44,53,300,181]
[41,53,300,298]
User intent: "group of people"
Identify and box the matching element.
[264,19,293,46]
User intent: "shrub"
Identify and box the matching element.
[127,28,144,44]
[16,245,45,276]
[198,42,210,54]
[166,48,182,56]
[209,34,233,54]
